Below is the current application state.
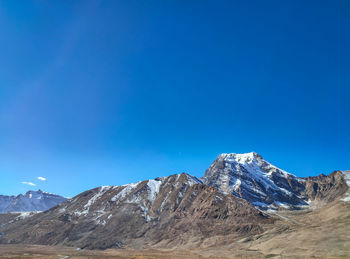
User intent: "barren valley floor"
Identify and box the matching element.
[0,201,349,259]
[0,244,348,259]
[0,199,349,258]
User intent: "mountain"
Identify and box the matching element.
[202,152,348,210]
[0,173,273,249]
[0,153,349,256]
[0,190,67,213]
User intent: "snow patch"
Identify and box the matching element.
[233,178,241,191]
[160,192,170,210]
[252,201,269,208]
[147,179,162,203]
[79,186,112,216]
[111,182,140,203]
[186,174,203,186]
[17,211,39,219]
[140,203,151,222]
[274,201,290,209]
[215,195,223,201]
[341,171,350,202]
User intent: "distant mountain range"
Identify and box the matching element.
[0,152,349,256]
[0,190,66,213]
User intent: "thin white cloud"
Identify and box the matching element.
[21,181,36,186]
[37,177,46,181]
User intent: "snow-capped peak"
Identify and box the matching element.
[219,152,260,160]
[202,152,307,209]
[25,190,43,199]
[218,152,298,179]
[0,190,67,214]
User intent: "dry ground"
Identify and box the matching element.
[0,244,347,259]
[0,201,349,259]
[0,245,233,259]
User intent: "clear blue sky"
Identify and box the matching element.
[0,0,349,197]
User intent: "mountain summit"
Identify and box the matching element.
[202,152,307,209]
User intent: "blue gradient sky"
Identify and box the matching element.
[0,0,349,197]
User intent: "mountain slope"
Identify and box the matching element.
[0,190,67,213]
[303,170,349,207]
[0,173,273,250]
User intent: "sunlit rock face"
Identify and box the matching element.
[202,152,349,210]
[203,152,308,210]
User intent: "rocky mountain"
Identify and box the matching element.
[0,153,349,253]
[0,190,67,213]
[303,170,349,206]
[202,152,348,210]
[202,152,306,209]
[0,173,273,249]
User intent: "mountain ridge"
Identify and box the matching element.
[0,190,67,214]
[0,152,349,252]
[0,172,273,250]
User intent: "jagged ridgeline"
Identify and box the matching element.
[0,152,349,251]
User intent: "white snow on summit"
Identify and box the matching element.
[214,152,299,194]
[203,152,306,209]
